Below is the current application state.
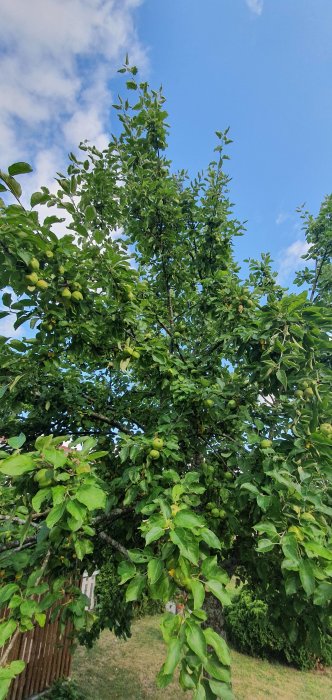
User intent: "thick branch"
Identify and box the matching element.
[98,531,130,560]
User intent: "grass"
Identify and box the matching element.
[71,616,332,700]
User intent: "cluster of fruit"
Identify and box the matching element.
[123,345,140,359]
[149,436,163,460]
[25,256,84,302]
[294,381,317,401]
[319,423,332,440]
[25,256,50,290]
[206,501,226,519]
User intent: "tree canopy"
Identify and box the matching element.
[0,62,331,699]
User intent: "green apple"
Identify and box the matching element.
[149,449,160,460]
[61,288,72,299]
[260,439,272,449]
[152,437,164,450]
[29,257,40,270]
[26,272,39,285]
[36,279,48,289]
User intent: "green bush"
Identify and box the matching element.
[224,586,332,670]
[45,679,85,700]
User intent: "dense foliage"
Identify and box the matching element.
[0,61,331,699]
[225,585,332,670]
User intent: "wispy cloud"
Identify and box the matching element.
[0,0,147,189]
[276,211,291,226]
[277,239,311,283]
[246,0,264,16]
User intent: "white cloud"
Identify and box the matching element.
[246,0,264,15]
[276,211,291,226]
[0,0,147,191]
[277,239,312,283]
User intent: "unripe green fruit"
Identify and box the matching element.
[219,509,226,518]
[227,399,237,409]
[294,390,304,399]
[59,265,65,275]
[260,439,272,449]
[224,472,233,481]
[26,272,39,285]
[72,282,82,290]
[304,387,314,399]
[45,250,54,258]
[320,423,332,436]
[212,508,219,517]
[247,299,255,307]
[149,449,160,460]
[132,350,140,359]
[47,324,53,331]
[29,257,40,270]
[152,437,164,450]
[61,288,72,299]
[72,291,83,301]
[204,399,214,408]
[37,279,49,289]
[301,381,309,389]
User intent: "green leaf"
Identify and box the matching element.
[204,657,231,683]
[7,433,26,449]
[0,619,17,647]
[304,542,332,560]
[85,204,96,222]
[313,582,332,606]
[256,538,275,553]
[174,510,205,529]
[205,580,232,607]
[145,526,165,545]
[209,679,234,699]
[194,683,206,700]
[32,488,51,513]
[147,558,163,585]
[0,583,19,607]
[43,447,67,468]
[170,528,199,565]
[118,560,136,584]
[186,622,207,661]
[200,528,221,550]
[0,452,35,476]
[66,499,86,523]
[125,574,146,602]
[163,637,182,676]
[276,368,287,389]
[52,485,66,506]
[30,191,48,207]
[35,612,46,627]
[299,559,315,596]
[281,535,299,563]
[190,579,205,610]
[203,628,231,666]
[8,162,33,176]
[76,484,106,511]
[46,504,65,529]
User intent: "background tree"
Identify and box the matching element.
[0,62,331,698]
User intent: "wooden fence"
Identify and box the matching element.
[5,609,73,700]
[3,572,98,700]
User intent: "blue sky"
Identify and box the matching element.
[1,0,332,315]
[137,0,332,277]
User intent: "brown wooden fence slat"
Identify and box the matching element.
[2,611,73,700]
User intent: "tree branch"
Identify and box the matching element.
[98,532,130,559]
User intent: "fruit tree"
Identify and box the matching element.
[0,62,331,699]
